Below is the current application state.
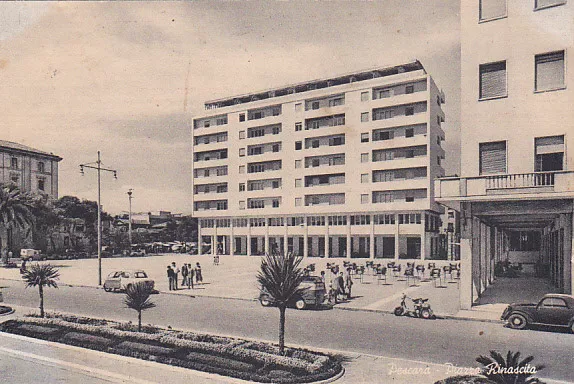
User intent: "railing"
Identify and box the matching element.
[486,172,555,190]
[435,170,574,199]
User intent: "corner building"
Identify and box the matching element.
[192,61,446,261]
[436,0,574,309]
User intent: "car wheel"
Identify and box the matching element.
[295,298,306,310]
[260,296,271,307]
[569,320,574,334]
[507,313,528,330]
[103,286,112,292]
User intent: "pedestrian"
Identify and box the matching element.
[320,270,326,284]
[167,266,175,291]
[344,267,353,299]
[181,263,189,287]
[20,259,27,274]
[171,262,180,290]
[335,272,346,302]
[195,262,203,284]
[187,263,194,289]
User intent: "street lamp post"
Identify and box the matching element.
[80,151,117,286]
[127,189,133,251]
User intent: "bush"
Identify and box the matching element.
[115,341,175,356]
[186,351,255,372]
[0,316,343,383]
[18,324,61,336]
[62,332,114,348]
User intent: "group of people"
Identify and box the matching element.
[167,261,203,290]
[320,266,353,305]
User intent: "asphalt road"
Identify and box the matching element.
[1,279,572,382]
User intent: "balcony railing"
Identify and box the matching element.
[486,172,555,190]
[435,171,574,199]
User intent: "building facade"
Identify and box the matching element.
[0,140,62,198]
[0,140,62,255]
[192,61,447,261]
[436,0,574,309]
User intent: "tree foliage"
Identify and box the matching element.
[21,263,60,317]
[124,281,156,332]
[0,184,36,259]
[256,252,306,355]
[476,350,544,384]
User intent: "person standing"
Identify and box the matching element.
[335,272,346,302]
[187,263,194,289]
[181,263,189,287]
[195,262,203,284]
[344,267,353,299]
[171,262,180,290]
[167,266,174,291]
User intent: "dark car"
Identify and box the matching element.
[259,276,326,310]
[501,294,574,332]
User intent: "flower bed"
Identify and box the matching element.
[0,314,342,383]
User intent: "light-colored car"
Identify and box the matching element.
[20,249,44,261]
[103,270,155,292]
[259,276,326,310]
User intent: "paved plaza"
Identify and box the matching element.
[1,254,482,319]
[2,253,558,321]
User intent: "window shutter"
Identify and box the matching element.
[480,62,506,98]
[480,0,506,20]
[535,136,564,155]
[480,141,506,174]
[536,51,564,91]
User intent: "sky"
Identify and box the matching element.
[0,1,460,215]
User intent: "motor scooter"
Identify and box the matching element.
[393,293,435,319]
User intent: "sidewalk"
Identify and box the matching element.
[0,254,503,322]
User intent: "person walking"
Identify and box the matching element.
[344,267,353,299]
[181,263,189,287]
[171,262,180,290]
[335,272,346,303]
[187,263,194,289]
[195,262,203,284]
[167,266,175,291]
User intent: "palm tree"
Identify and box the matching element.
[21,263,60,317]
[124,281,156,332]
[256,251,306,355]
[476,350,544,384]
[0,184,35,263]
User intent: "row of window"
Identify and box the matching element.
[196,188,428,211]
[479,135,564,174]
[196,166,429,195]
[199,212,440,228]
[479,51,565,99]
[7,157,47,172]
[7,173,47,191]
[196,80,433,130]
[479,0,565,22]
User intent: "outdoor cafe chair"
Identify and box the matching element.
[430,268,445,288]
[376,266,389,285]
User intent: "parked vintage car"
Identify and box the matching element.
[103,270,155,292]
[20,249,44,261]
[259,275,326,310]
[501,293,574,332]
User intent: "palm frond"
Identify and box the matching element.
[21,264,60,288]
[124,282,156,311]
[256,252,306,306]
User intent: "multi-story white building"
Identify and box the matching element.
[436,0,574,309]
[192,61,447,261]
[0,140,62,198]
